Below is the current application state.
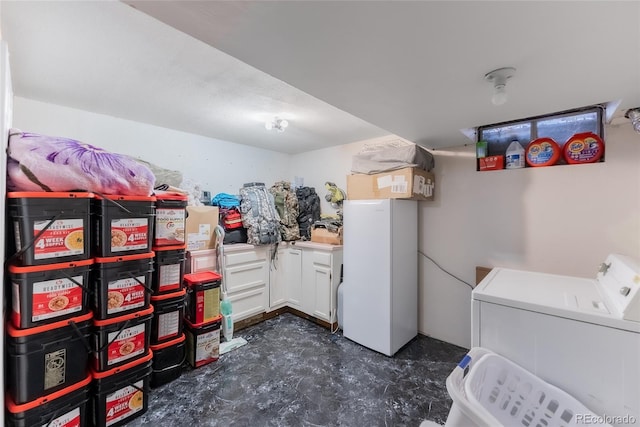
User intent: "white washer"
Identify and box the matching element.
[472,254,640,426]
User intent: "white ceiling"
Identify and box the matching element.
[3,1,640,154]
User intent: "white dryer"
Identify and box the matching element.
[472,254,640,426]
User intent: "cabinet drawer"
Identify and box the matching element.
[225,250,266,266]
[312,251,332,267]
[229,287,267,322]
[187,249,217,273]
[225,261,267,293]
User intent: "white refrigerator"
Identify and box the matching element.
[342,199,418,356]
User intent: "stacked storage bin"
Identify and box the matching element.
[5,192,95,426]
[183,270,222,368]
[150,191,188,387]
[90,194,156,427]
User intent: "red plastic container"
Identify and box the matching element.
[184,317,221,368]
[8,259,93,329]
[7,192,93,266]
[563,132,604,164]
[154,191,188,247]
[91,351,153,427]
[152,245,186,295]
[150,288,186,345]
[5,373,92,427]
[525,137,561,167]
[92,253,154,320]
[92,306,154,372]
[92,194,156,257]
[183,270,221,325]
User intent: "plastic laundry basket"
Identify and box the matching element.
[445,347,611,427]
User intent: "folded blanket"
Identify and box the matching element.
[7,129,155,196]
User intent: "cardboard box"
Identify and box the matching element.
[347,167,435,201]
[478,155,504,171]
[185,206,219,251]
[311,227,343,245]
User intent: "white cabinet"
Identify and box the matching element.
[296,242,343,324]
[285,248,302,308]
[186,248,217,273]
[269,245,302,310]
[222,244,269,322]
[223,242,342,326]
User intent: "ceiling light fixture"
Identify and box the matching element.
[484,67,516,106]
[624,107,640,134]
[265,117,289,133]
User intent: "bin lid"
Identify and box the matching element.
[7,191,94,199]
[5,373,93,413]
[8,258,94,273]
[150,333,186,351]
[94,252,155,264]
[183,270,221,285]
[91,350,153,379]
[155,191,188,201]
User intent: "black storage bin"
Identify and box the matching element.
[8,259,93,329]
[6,312,93,405]
[92,253,154,320]
[7,191,93,266]
[92,306,154,372]
[150,333,186,388]
[154,191,188,247]
[92,194,155,257]
[150,289,186,345]
[152,245,186,295]
[5,373,92,427]
[91,351,153,427]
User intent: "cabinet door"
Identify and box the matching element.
[312,264,332,321]
[269,246,287,309]
[285,248,302,308]
[301,249,332,321]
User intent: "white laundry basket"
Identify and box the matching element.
[445,348,611,427]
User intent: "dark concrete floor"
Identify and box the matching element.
[126,313,468,427]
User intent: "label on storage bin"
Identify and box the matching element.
[31,276,84,322]
[157,310,180,340]
[33,219,85,260]
[193,329,219,367]
[155,208,186,245]
[158,263,181,292]
[46,407,80,427]
[105,380,144,426]
[44,348,66,390]
[110,218,149,252]
[106,323,146,365]
[191,288,220,324]
[107,276,147,315]
[12,283,20,326]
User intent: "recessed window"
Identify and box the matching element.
[477,105,605,171]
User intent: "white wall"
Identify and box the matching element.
[12,97,291,195]
[293,124,640,348]
[12,96,640,349]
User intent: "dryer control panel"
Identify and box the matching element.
[597,253,640,322]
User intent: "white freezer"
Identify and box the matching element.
[342,199,418,356]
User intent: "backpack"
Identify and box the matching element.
[239,182,281,245]
[296,186,321,240]
[269,181,300,241]
[219,207,243,231]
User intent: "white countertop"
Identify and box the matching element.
[222,241,342,252]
